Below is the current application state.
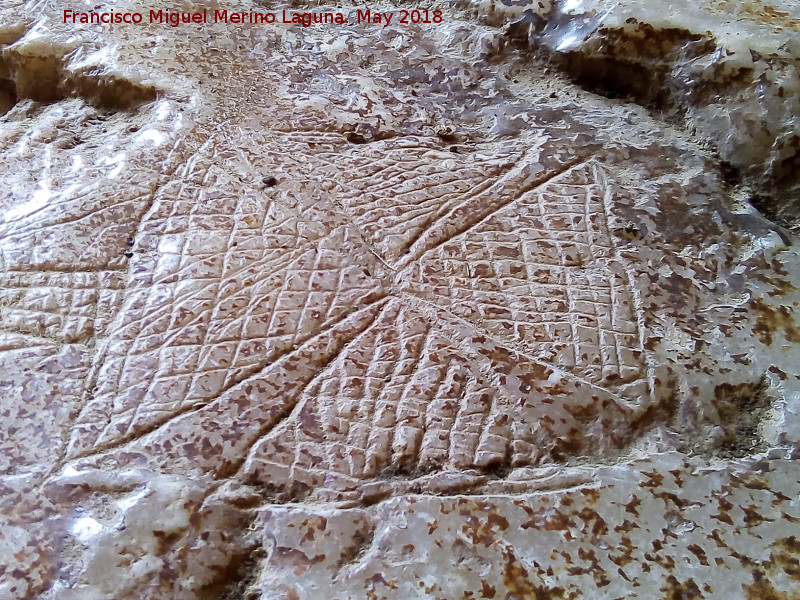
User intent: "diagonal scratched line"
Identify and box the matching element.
[396,152,598,270]
[342,154,437,190]
[594,162,657,406]
[130,243,307,345]
[352,169,491,219]
[2,193,151,238]
[356,190,464,224]
[362,318,419,471]
[397,289,638,410]
[3,265,126,274]
[225,297,395,480]
[65,135,216,431]
[105,145,223,427]
[384,320,432,463]
[341,141,519,193]
[0,333,59,350]
[64,294,390,466]
[391,176,501,260]
[345,322,389,452]
[125,152,230,435]
[113,274,385,444]
[47,133,211,480]
[345,158,495,201]
[395,146,544,257]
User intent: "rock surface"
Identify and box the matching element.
[1,0,799,598]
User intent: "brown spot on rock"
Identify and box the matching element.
[661,575,704,600]
[744,569,792,600]
[502,549,574,600]
[751,299,800,345]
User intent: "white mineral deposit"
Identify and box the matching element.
[1,0,799,598]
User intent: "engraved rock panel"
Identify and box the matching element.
[0,0,799,598]
[66,145,387,458]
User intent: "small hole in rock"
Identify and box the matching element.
[345,131,368,144]
[719,160,742,186]
[263,176,278,187]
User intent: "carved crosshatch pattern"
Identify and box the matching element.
[1,6,799,599]
[237,142,655,496]
[66,146,387,457]
[0,270,126,344]
[397,161,648,395]
[325,137,650,397]
[55,132,659,497]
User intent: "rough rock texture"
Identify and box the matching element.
[1,0,799,598]
[499,0,800,228]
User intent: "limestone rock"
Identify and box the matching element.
[1,0,799,598]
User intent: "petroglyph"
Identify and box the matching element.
[1,0,799,598]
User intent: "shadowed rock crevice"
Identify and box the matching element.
[0,32,158,114]
[506,21,714,109]
[0,26,25,116]
[201,545,266,600]
[0,79,15,116]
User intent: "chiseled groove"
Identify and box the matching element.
[398,289,636,409]
[355,189,459,224]
[58,137,213,455]
[65,294,390,465]
[121,229,306,419]
[344,158,479,198]
[421,359,465,468]
[3,265,126,274]
[390,176,503,260]
[426,296,617,328]
[383,323,432,467]
[131,242,304,340]
[595,162,657,406]
[400,354,449,469]
[342,154,436,189]
[347,156,511,213]
[44,134,201,480]
[347,323,391,455]
[351,172,480,220]
[411,478,597,500]
[228,297,396,480]
[84,155,216,348]
[123,272,385,430]
[275,127,406,145]
[340,142,518,199]
[396,153,597,270]
[277,130,349,142]
[398,356,448,469]
[2,194,150,240]
[361,312,419,472]
[447,372,480,469]
[0,333,58,351]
